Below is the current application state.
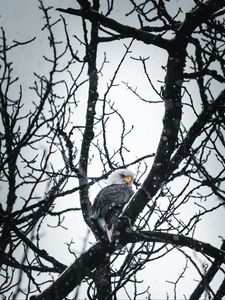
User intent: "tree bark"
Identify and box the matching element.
[94,255,112,300]
[29,232,225,300]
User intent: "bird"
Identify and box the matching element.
[91,169,134,243]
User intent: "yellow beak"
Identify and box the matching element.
[123,176,133,185]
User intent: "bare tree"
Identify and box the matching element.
[0,0,225,299]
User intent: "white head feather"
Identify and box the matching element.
[107,169,134,185]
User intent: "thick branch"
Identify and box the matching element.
[189,240,225,300]
[78,2,99,228]
[169,89,225,174]
[122,45,185,224]
[31,2,225,300]
[120,0,225,226]
[56,7,171,51]
[30,241,113,300]
[213,278,225,300]
[30,232,224,300]
[125,231,225,262]
[57,0,225,52]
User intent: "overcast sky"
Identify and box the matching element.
[1,1,224,299]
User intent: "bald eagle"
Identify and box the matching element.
[91,169,134,242]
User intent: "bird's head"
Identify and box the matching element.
[107,169,134,186]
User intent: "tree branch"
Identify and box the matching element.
[189,240,225,300]
[30,231,225,300]
[119,0,225,226]
[78,1,100,229]
[30,241,113,300]
[125,231,225,262]
[56,7,171,51]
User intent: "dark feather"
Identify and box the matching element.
[91,184,134,240]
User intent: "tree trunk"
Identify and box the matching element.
[95,254,111,300]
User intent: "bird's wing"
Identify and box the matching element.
[91,184,134,229]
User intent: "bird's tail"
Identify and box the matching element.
[106,225,114,243]
[98,218,114,243]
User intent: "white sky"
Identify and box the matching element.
[0,1,224,299]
